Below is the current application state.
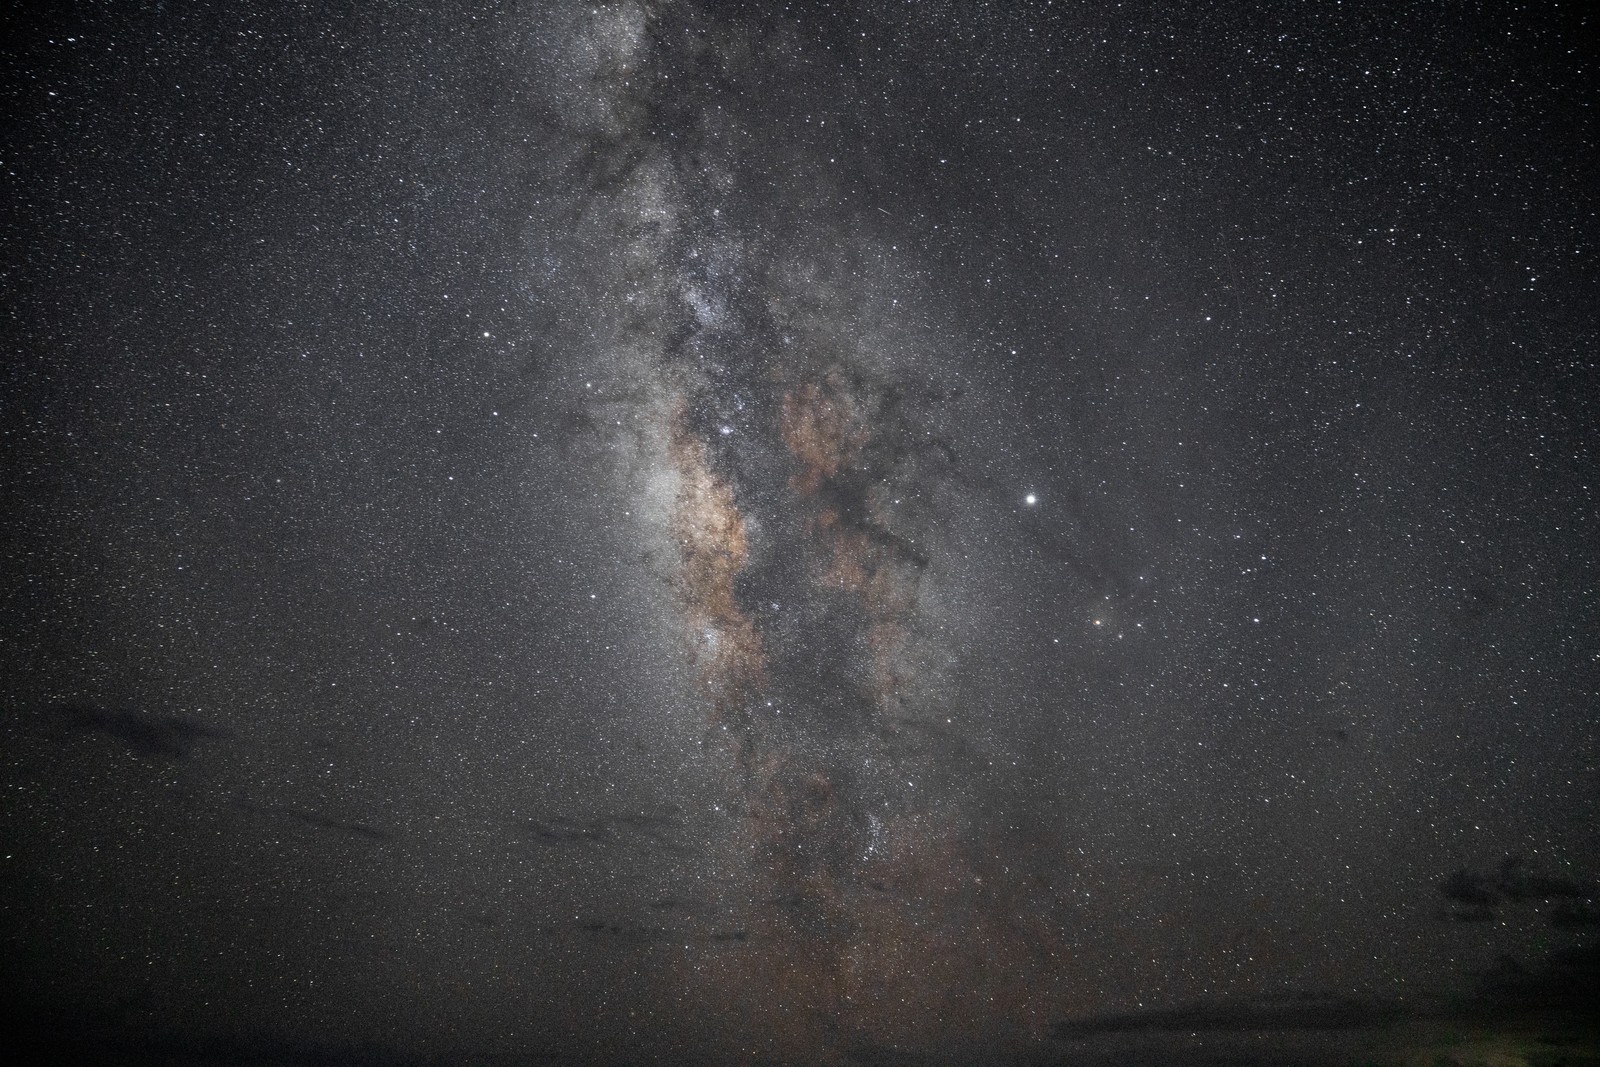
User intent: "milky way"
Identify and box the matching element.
[531,5,1072,1055]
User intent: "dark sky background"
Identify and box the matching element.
[2,2,1596,1065]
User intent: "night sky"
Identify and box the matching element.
[2,2,1597,1065]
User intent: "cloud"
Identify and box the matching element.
[1466,941,1600,1014]
[509,809,685,853]
[45,701,227,760]
[1,1004,455,1067]
[1437,854,1596,925]
[231,799,392,843]
[1053,992,1402,1039]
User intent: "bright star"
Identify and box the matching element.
[1025,493,1037,506]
